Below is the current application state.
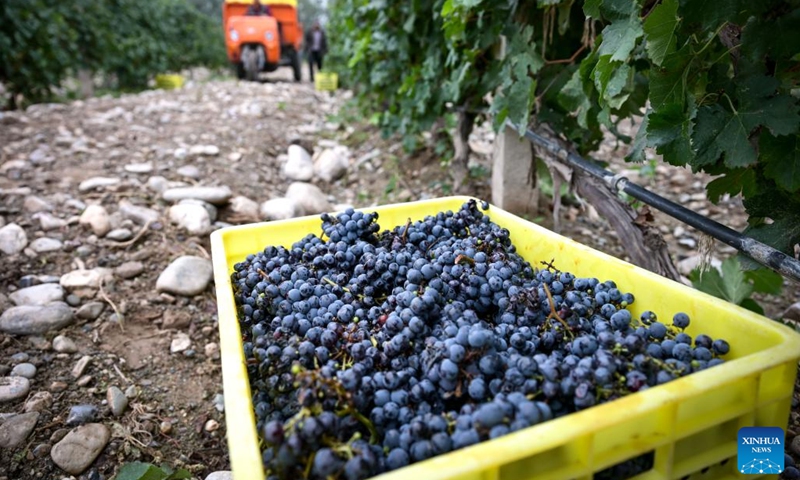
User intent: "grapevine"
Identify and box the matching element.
[328,0,800,259]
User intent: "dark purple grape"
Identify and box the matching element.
[672,312,690,329]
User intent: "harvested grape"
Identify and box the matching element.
[231,200,731,480]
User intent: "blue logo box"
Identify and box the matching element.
[737,426,784,474]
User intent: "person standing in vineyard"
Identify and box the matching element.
[304,21,328,82]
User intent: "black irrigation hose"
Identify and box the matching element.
[511,121,800,284]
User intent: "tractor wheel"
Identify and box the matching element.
[291,49,302,82]
[246,65,258,82]
[242,46,259,82]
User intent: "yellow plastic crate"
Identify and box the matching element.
[210,196,800,480]
[315,71,338,91]
[155,74,184,90]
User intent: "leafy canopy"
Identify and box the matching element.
[328,0,800,258]
[0,0,226,105]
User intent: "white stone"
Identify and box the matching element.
[0,223,27,255]
[124,163,153,173]
[118,199,160,225]
[260,198,305,221]
[285,182,332,215]
[177,165,202,179]
[179,199,217,222]
[11,363,36,379]
[24,391,53,412]
[36,213,67,230]
[53,335,78,353]
[0,412,39,448]
[72,355,91,378]
[51,423,110,475]
[146,176,169,193]
[0,303,74,334]
[174,147,188,159]
[60,268,113,289]
[205,471,233,480]
[106,228,133,241]
[162,186,232,205]
[205,342,220,359]
[1,160,29,173]
[0,376,30,402]
[79,205,111,237]
[156,256,213,296]
[29,147,53,164]
[9,283,64,306]
[170,333,191,353]
[107,386,128,416]
[229,196,259,220]
[189,145,220,156]
[314,148,349,182]
[283,145,314,181]
[114,261,144,279]
[78,177,120,192]
[23,196,52,213]
[169,204,212,235]
[30,237,63,253]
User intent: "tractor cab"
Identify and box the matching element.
[222,0,303,81]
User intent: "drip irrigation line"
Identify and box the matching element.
[507,120,800,283]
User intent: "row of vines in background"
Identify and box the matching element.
[327,0,800,262]
[0,0,227,108]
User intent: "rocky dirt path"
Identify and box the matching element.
[0,69,797,480]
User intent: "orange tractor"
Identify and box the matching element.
[222,0,304,82]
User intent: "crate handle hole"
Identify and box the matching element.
[593,450,655,480]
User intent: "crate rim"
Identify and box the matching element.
[211,195,800,480]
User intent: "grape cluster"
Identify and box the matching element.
[231,200,732,480]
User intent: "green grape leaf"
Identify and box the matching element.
[504,76,537,131]
[592,56,631,109]
[649,47,690,110]
[761,132,800,193]
[643,0,679,66]
[647,102,685,147]
[558,68,592,128]
[745,268,784,295]
[115,463,169,480]
[597,17,643,62]
[441,0,454,16]
[646,100,694,162]
[681,0,743,28]
[626,112,649,163]
[166,470,191,480]
[705,168,758,203]
[742,186,800,254]
[583,0,601,18]
[657,119,695,166]
[741,10,800,65]
[691,76,799,169]
[690,257,753,305]
[600,0,637,21]
[557,0,576,35]
[691,104,756,168]
[737,76,800,136]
